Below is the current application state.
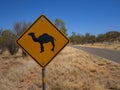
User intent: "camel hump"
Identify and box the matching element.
[42,33,50,36]
[40,33,55,40]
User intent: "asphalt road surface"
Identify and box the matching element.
[72,45,120,63]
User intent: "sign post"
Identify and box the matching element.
[16,15,69,90]
[42,68,46,90]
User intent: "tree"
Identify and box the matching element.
[1,30,11,47]
[0,27,3,36]
[69,32,77,44]
[96,34,105,43]
[105,31,120,42]
[54,19,68,36]
[14,21,31,36]
[69,32,86,44]
[0,22,31,55]
[6,33,19,55]
[89,35,96,44]
[0,28,4,54]
[13,21,31,56]
[85,33,91,43]
[0,28,3,44]
[80,35,86,44]
[0,29,18,55]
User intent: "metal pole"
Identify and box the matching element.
[42,68,46,90]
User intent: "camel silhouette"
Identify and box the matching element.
[28,32,55,53]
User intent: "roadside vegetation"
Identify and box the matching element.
[0,19,120,56]
[0,22,31,56]
[69,31,120,44]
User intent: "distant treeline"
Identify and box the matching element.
[0,20,120,55]
[69,31,120,44]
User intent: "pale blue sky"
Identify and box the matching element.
[0,0,120,35]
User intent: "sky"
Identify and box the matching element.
[0,0,120,36]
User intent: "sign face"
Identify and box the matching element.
[16,15,69,68]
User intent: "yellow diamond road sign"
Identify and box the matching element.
[16,15,69,68]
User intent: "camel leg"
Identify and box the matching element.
[51,41,55,51]
[40,43,44,53]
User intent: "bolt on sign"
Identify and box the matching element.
[16,15,69,68]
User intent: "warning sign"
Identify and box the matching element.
[16,15,69,67]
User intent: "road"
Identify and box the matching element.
[72,45,120,63]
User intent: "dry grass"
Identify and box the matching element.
[0,46,120,90]
[77,42,120,51]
